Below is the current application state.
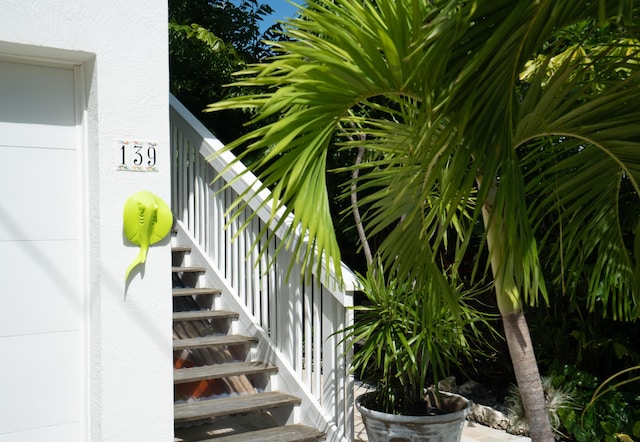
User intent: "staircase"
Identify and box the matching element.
[170,93,357,441]
[172,240,326,441]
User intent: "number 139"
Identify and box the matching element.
[120,142,157,170]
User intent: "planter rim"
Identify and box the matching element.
[355,390,472,424]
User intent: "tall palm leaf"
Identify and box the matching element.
[208,0,640,439]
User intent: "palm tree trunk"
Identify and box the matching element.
[351,145,373,266]
[503,310,554,441]
[480,177,554,442]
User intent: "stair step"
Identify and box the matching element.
[203,424,326,442]
[172,266,206,274]
[174,361,278,384]
[173,334,257,351]
[174,391,302,423]
[173,310,238,322]
[172,246,191,253]
[172,287,221,297]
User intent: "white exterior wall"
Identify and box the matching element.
[0,2,172,441]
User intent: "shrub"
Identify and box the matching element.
[551,364,640,441]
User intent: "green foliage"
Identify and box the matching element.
[505,376,576,439]
[206,0,640,436]
[342,259,496,415]
[169,0,275,59]
[585,366,640,419]
[208,0,640,320]
[550,364,640,441]
[169,0,281,143]
[169,22,229,53]
[528,286,640,378]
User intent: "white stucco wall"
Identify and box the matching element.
[0,2,172,441]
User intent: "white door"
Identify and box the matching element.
[0,59,85,441]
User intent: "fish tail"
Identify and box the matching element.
[125,245,149,281]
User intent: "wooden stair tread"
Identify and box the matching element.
[174,361,278,384]
[174,391,302,423]
[173,334,257,350]
[201,424,325,442]
[172,266,206,273]
[173,310,238,322]
[170,236,317,439]
[172,287,221,297]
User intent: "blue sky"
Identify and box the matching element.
[261,0,302,31]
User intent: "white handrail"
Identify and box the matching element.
[170,94,356,441]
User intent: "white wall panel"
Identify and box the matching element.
[0,331,82,436]
[0,241,79,336]
[0,61,83,441]
[0,147,77,241]
[0,423,81,442]
[0,60,75,149]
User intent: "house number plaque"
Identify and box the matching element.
[117,140,158,172]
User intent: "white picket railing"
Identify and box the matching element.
[169,94,357,441]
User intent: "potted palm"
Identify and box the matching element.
[343,260,491,441]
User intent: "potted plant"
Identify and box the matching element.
[343,259,492,441]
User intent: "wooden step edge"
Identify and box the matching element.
[174,391,302,423]
[172,266,206,273]
[174,361,278,384]
[172,246,191,253]
[173,334,257,351]
[172,287,222,297]
[172,310,238,322]
[199,424,326,442]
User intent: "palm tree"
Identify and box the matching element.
[207,1,640,439]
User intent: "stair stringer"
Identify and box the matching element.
[173,222,352,442]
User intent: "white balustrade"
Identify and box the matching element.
[170,94,356,441]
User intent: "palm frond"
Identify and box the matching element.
[518,41,640,319]
[207,0,640,320]
[206,0,438,281]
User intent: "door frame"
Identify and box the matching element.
[0,52,91,440]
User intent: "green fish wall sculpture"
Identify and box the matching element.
[123,190,173,281]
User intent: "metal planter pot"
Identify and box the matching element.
[356,391,471,442]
